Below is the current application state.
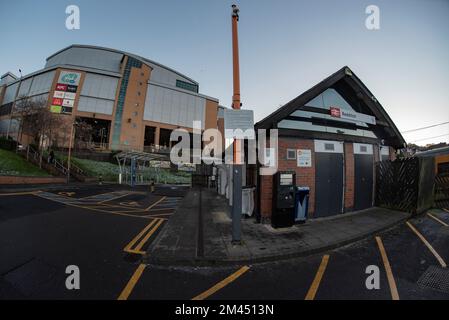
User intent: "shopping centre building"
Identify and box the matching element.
[0,44,220,152]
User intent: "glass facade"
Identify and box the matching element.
[305,88,354,111]
[176,80,198,93]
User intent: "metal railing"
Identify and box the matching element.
[22,145,86,179]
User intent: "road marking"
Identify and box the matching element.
[406,221,447,268]
[375,236,399,300]
[58,192,76,197]
[34,192,151,219]
[305,255,329,300]
[124,219,158,252]
[442,208,449,214]
[133,219,164,252]
[427,212,449,227]
[145,196,166,211]
[98,192,133,204]
[124,218,164,255]
[192,266,250,300]
[117,263,146,300]
[146,207,176,212]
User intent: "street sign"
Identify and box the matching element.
[224,109,254,139]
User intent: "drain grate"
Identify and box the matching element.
[417,265,449,293]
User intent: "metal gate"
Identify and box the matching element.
[434,173,449,209]
[375,157,419,213]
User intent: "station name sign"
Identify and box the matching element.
[329,106,376,125]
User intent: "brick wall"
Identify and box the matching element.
[0,176,66,185]
[344,143,354,211]
[259,137,316,221]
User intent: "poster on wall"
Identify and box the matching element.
[297,149,312,167]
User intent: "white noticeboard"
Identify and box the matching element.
[297,149,312,167]
[224,109,255,139]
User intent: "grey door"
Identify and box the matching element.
[314,153,344,217]
[354,154,374,210]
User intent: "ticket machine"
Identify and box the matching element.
[272,171,296,228]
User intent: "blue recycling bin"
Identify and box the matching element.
[295,186,310,223]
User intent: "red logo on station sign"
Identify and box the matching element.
[330,107,341,118]
[52,98,63,106]
[55,83,67,91]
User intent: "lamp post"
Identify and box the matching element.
[6,69,23,140]
[67,121,78,183]
[231,4,242,244]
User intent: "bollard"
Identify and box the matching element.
[150,179,155,193]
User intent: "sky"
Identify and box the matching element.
[1,0,448,146]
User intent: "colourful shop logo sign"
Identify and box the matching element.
[61,73,78,84]
[58,71,81,86]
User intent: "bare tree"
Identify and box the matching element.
[14,96,64,152]
[74,120,94,150]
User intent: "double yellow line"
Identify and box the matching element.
[124,218,164,255]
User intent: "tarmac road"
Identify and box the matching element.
[0,184,448,300]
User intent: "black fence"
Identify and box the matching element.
[434,173,449,209]
[375,157,435,215]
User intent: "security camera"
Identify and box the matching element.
[232,4,239,18]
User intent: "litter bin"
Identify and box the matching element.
[295,186,310,223]
[242,186,255,216]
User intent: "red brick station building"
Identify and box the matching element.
[254,66,405,223]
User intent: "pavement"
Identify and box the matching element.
[147,187,411,266]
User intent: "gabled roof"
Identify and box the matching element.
[256,66,405,149]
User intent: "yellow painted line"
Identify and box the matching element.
[133,219,164,252]
[0,191,38,196]
[427,212,449,227]
[124,219,159,252]
[148,207,177,211]
[406,221,447,268]
[192,266,250,300]
[442,208,449,214]
[117,264,146,300]
[375,236,399,300]
[145,196,166,211]
[305,255,329,300]
[144,212,173,217]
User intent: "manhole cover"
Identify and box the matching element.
[417,265,449,293]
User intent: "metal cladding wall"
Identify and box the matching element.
[46,47,123,73]
[144,84,206,129]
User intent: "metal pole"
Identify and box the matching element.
[6,70,22,140]
[231,4,242,244]
[67,123,75,184]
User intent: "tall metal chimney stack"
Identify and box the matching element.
[231,4,241,110]
[231,4,242,244]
